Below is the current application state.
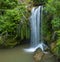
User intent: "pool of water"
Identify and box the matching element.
[0,45,34,62]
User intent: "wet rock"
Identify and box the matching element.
[33,48,44,62]
[41,53,57,62]
[50,42,56,50]
[33,48,57,62]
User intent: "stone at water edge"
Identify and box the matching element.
[41,53,57,62]
[33,48,44,62]
[33,48,57,62]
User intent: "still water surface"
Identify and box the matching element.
[0,45,33,62]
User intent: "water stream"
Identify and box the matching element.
[24,6,47,52]
[30,6,41,47]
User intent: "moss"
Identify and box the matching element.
[51,38,60,58]
[0,37,4,45]
[4,39,17,48]
[55,30,60,37]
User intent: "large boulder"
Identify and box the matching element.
[33,48,44,62]
[33,48,57,62]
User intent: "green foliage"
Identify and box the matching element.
[0,37,4,45]
[0,0,18,9]
[0,0,30,48]
[44,0,60,37]
[44,0,60,58]
[51,17,60,30]
[4,38,17,48]
[32,0,47,5]
[55,31,60,37]
[55,31,60,56]
[45,0,60,30]
[54,39,60,58]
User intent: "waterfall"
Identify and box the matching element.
[24,6,47,53]
[30,6,43,47]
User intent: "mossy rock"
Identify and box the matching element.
[43,34,52,45]
[53,39,60,58]
[0,36,4,45]
[55,30,60,37]
[33,48,57,62]
[41,53,57,62]
[33,48,44,62]
[4,39,17,48]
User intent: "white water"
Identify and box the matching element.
[24,6,47,53]
[24,43,47,53]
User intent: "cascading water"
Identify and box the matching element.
[24,6,47,52]
[30,6,42,47]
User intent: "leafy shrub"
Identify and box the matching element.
[53,39,60,58]
[44,0,60,58]
[0,0,30,48]
[51,17,60,30]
